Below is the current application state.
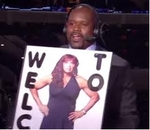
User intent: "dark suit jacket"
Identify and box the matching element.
[61,44,139,129]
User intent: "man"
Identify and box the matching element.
[62,3,139,128]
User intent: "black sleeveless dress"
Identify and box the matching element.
[40,76,80,129]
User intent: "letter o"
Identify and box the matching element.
[88,74,104,91]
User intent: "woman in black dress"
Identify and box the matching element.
[30,54,99,129]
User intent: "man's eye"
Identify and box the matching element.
[68,22,74,26]
[82,23,88,26]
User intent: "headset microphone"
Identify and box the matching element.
[84,36,97,41]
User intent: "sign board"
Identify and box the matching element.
[12,46,112,129]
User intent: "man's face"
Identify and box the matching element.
[66,6,95,49]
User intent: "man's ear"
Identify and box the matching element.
[63,23,67,33]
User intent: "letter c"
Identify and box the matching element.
[17,114,31,129]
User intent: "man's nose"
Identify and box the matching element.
[73,23,81,31]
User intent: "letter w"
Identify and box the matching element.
[28,51,46,68]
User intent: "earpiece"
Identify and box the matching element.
[63,3,104,38]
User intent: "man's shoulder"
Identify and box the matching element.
[61,44,69,48]
[111,53,129,67]
[97,45,129,67]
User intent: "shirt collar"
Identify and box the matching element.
[69,42,97,50]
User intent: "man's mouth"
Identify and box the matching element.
[71,33,82,42]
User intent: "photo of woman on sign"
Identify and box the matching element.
[30,54,99,129]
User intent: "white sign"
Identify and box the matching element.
[12,46,112,129]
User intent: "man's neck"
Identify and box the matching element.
[69,42,97,50]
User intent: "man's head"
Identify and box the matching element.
[64,4,100,49]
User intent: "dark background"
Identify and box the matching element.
[0,0,149,10]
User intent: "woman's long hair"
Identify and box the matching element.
[52,54,79,87]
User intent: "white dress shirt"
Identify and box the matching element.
[69,42,97,50]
